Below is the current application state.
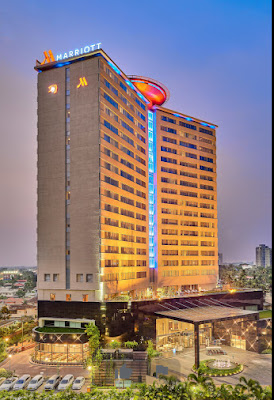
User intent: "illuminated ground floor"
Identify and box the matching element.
[33,343,89,365]
[35,290,269,367]
[156,319,213,352]
[155,317,271,353]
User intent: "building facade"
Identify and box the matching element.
[36,47,218,304]
[256,244,272,268]
[34,45,220,364]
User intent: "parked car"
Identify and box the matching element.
[57,374,74,391]
[27,375,44,391]
[13,374,31,390]
[44,375,62,391]
[0,377,17,391]
[72,376,85,390]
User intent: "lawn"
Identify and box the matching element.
[259,310,272,319]
[35,326,85,334]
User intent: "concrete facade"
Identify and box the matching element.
[256,244,272,267]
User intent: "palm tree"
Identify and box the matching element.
[187,369,214,388]
[236,377,264,398]
[216,383,234,400]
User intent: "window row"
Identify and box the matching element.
[103,82,146,123]
[50,294,89,302]
[104,217,146,232]
[102,260,147,267]
[104,172,146,190]
[162,260,216,267]
[103,133,146,166]
[161,157,214,171]
[162,268,216,277]
[103,118,146,154]
[104,65,146,111]
[162,134,214,146]
[162,230,216,237]
[104,190,146,209]
[162,240,215,246]
[161,116,215,137]
[103,231,146,243]
[44,273,93,283]
[161,198,216,209]
[161,189,214,200]
[161,167,214,181]
[102,246,147,255]
[103,200,146,221]
[160,178,214,191]
[161,250,216,256]
[161,219,215,226]
[161,146,214,160]
[101,271,147,282]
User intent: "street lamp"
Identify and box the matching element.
[8,354,12,371]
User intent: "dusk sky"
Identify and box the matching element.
[0,0,271,266]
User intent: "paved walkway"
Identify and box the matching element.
[152,345,272,386]
[1,348,90,378]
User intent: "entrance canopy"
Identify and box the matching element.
[155,305,258,325]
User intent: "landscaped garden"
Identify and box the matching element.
[192,359,243,377]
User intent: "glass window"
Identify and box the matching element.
[53,274,59,282]
[86,274,93,283]
[44,274,50,282]
[76,274,83,282]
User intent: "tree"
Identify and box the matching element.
[85,323,100,385]
[187,369,215,388]
[0,306,10,320]
[16,288,26,298]
[147,340,161,375]
[0,339,7,363]
[85,323,100,358]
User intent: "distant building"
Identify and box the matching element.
[256,244,272,268]
[218,253,223,265]
[241,263,254,270]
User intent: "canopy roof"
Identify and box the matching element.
[155,305,258,324]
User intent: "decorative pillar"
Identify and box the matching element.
[194,323,200,369]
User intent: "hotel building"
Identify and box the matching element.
[36,47,218,304]
[33,45,225,366]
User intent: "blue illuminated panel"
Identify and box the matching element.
[148,111,157,269]
[173,113,216,129]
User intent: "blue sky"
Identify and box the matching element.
[0,0,271,265]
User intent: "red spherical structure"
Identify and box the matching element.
[128,76,169,109]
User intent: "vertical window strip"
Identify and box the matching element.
[148,111,156,270]
[65,68,70,289]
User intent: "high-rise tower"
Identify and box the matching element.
[34,45,218,364]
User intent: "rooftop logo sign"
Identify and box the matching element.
[56,42,101,61]
[36,43,102,66]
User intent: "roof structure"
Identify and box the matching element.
[155,305,258,324]
[153,294,259,324]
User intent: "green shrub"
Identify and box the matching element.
[124,341,138,349]
[108,340,120,349]
[0,368,12,378]
[262,348,272,354]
